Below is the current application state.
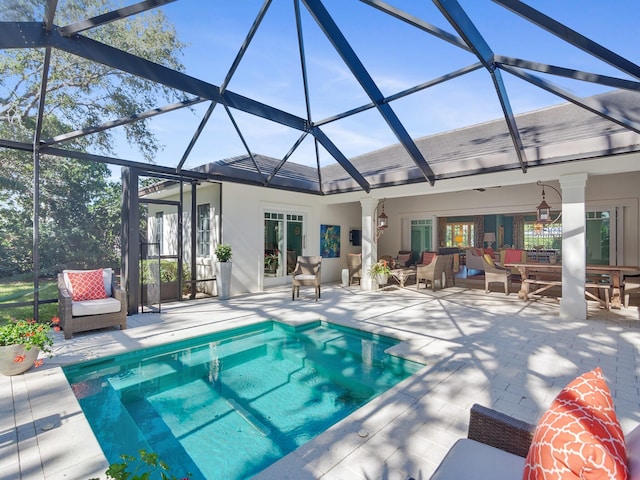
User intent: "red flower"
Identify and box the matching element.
[14,354,26,363]
[54,326,61,332]
[51,316,60,325]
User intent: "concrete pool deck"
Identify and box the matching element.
[2,283,640,479]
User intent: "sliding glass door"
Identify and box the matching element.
[264,211,306,285]
[586,209,620,265]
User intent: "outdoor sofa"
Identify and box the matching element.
[58,268,127,339]
[430,367,639,480]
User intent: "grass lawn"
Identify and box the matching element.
[0,276,59,324]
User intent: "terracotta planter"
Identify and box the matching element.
[0,345,40,376]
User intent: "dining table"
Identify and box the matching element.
[504,262,640,309]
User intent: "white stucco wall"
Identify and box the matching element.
[220,183,363,295]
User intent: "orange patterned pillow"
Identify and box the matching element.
[67,269,108,301]
[523,367,628,480]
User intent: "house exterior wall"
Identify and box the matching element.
[143,168,639,297]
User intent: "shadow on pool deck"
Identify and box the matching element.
[2,283,639,479]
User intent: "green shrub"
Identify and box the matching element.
[140,260,191,285]
[214,244,232,262]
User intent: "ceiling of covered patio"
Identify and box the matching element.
[2,0,640,194]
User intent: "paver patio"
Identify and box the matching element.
[2,283,639,480]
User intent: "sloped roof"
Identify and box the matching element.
[194,89,640,194]
[3,2,640,194]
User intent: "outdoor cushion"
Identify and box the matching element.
[431,438,525,480]
[71,296,121,317]
[66,269,108,301]
[63,268,113,297]
[421,252,436,265]
[294,274,316,281]
[483,253,495,267]
[505,249,525,264]
[397,253,412,267]
[522,367,628,480]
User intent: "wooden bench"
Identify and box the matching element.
[522,278,562,300]
[585,282,610,309]
[522,278,610,308]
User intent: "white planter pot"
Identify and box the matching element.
[0,345,40,376]
[375,274,389,286]
[216,262,232,300]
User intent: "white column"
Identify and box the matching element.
[360,198,379,291]
[559,173,588,320]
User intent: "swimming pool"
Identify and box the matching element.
[63,320,423,479]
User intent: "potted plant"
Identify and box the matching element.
[0,317,59,375]
[214,244,232,300]
[368,260,391,286]
[264,252,279,274]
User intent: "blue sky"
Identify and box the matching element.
[108,0,640,173]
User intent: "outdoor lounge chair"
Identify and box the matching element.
[482,255,511,295]
[291,256,321,301]
[416,255,446,291]
[430,368,640,480]
[58,268,127,339]
[347,253,362,285]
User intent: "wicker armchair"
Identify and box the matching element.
[482,256,512,295]
[291,256,322,301]
[347,253,362,285]
[58,270,127,340]
[416,255,446,291]
[430,404,535,480]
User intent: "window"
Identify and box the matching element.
[155,212,163,255]
[411,219,433,254]
[197,204,210,257]
[523,221,562,250]
[264,212,305,278]
[446,222,474,247]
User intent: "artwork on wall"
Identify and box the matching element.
[320,224,340,258]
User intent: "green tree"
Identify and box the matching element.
[0,0,186,277]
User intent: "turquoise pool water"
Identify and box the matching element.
[63,321,423,479]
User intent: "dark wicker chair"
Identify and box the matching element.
[58,272,127,340]
[467,404,535,458]
[291,256,322,301]
[429,404,536,480]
